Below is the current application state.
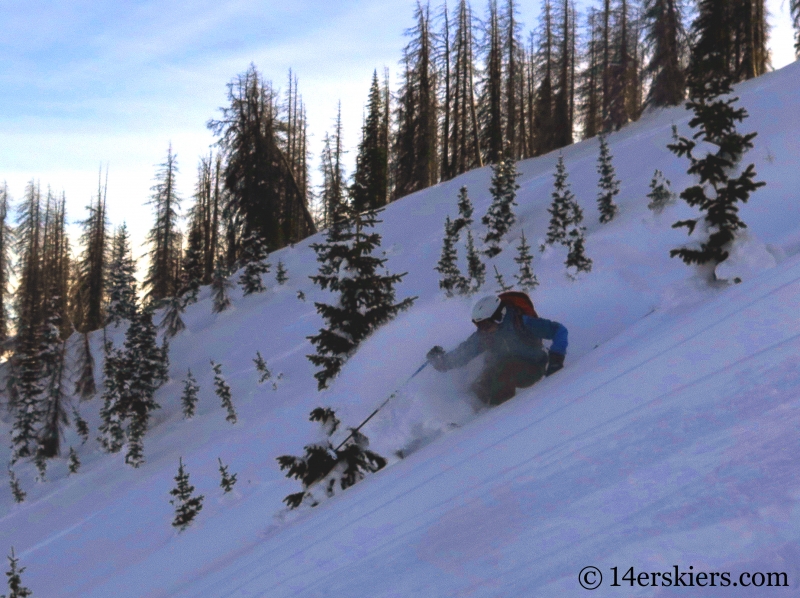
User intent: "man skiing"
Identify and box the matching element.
[426,293,568,405]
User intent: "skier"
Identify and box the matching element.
[426,293,568,405]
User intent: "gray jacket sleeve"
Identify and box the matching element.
[440,332,484,371]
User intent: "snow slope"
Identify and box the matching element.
[2,60,800,597]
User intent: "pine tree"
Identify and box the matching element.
[646,169,675,213]
[68,447,80,474]
[533,0,557,155]
[275,260,288,285]
[450,186,474,238]
[667,48,765,271]
[105,224,138,326]
[211,361,236,424]
[72,407,89,444]
[596,134,620,223]
[482,159,521,257]
[169,458,204,531]
[74,333,96,400]
[160,296,186,339]
[253,351,271,384]
[97,340,126,454]
[642,0,686,107]
[74,170,109,332]
[565,207,592,277]
[7,469,25,504]
[144,144,182,304]
[218,458,237,493]
[514,230,539,290]
[1,547,32,598]
[543,155,573,248]
[308,209,416,389]
[181,369,199,418]
[478,0,504,165]
[211,262,234,313]
[317,105,348,229]
[435,217,467,297]
[276,407,385,509]
[36,304,69,460]
[351,71,389,213]
[0,183,13,350]
[493,265,512,291]
[465,230,486,293]
[238,231,270,295]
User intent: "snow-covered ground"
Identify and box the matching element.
[2,60,800,597]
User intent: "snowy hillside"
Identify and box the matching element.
[3,60,800,597]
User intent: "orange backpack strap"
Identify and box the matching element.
[498,291,538,318]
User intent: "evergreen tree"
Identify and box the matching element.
[72,407,89,444]
[482,159,521,257]
[435,217,467,297]
[276,407,386,509]
[493,265,512,291]
[211,361,236,424]
[393,3,438,199]
[667,59,765,270]
[478,0,505,165]
[308,210,416,389]
[68,447,80,474]
[73,333,96,400]
[210,262,234,314]
[543,155,573,248]
[238,231,270,295]
[181,369,199,418]
[105,224,138,326]
[74,170,109,332]
[160,296,185,339]
[275,260,288,285]
[552,0,575,150]
[7,468,25,504]
[351,71,389,213]
[565,204,592,277]
[793,0,800,57]
[642,0,686,107]
[450,186,474,238]
[0,183,12,350]
[253,351,271,384]
[596,134,620,223]
[97,340,125,454]
[1,547,32,598]
[464,229,486,293]
[36,304,69,460]
[317,106,348,229]
[579,8,604,139]
[218,457,237,493]
[169,458,204,531]
[514,230,539,290]
[646,169,675,213]
[533,0,557,155]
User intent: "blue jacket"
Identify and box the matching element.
[439,309,568,371]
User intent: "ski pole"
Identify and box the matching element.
[335,361,429,451]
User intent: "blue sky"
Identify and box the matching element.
[0,0,796,257]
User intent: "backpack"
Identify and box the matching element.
[499,291,543,348]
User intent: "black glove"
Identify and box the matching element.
[427,346,447,371]
[546,352,565,377]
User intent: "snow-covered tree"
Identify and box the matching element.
[308,209,416,390]
[482,159,521,257]
[435,217,467,297]
[514,231,539,290]
[464,230,485,294]
[97,340,126,454]
[646,169,675,213]
[169,458,204,531]
[276,260,288,285]
[211,262,234,313]
[493,265,512,292]
[542,155,573,249]
[73,333,96,400]
[160,296,185,339]
[1,547,32,598]
[450,186,474,238]
[596,134,620,223]
[238,231,270,295]
[218,457,237,493]
[7,468,25,504]
[211,361,236,424]
[276,407,386,509]
[253,351,271,384]
[105,224,138,327]
[667,60,765,271]
[72,408,89,444]
[67,447,80,474]
[181,369,199,419]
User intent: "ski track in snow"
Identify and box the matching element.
[2,60,800,597]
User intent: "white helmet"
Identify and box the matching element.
[471,295,504,324]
